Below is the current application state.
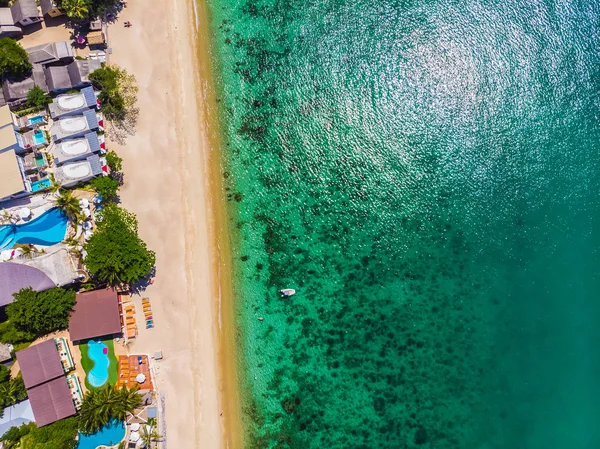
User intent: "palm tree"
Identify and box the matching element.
[62,0,90,20]
[79,385,142,434]
[140,423,162,448]
[54,189,81,221]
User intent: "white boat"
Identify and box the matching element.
[280,289,296,297]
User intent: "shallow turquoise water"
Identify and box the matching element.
[0,207,67,250]
[86,340,109,388]
[205,0,600,447]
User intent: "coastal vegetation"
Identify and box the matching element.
[6,287,76,338]
[0,39,31,80]
[84,203,155,286]
[89,175,120,200]
[60,0,90,20]
[78,385,142,434]
[0,417,79,449]
[26,86,51,109]
[54,189,83,221]
[0,372,27,412]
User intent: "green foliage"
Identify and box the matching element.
[89,175,119,199]
[61,0,90,20]
[0,321,34,345]
[26,86,51,109]
[19,417,78,449]
[0,375,27,408]
[105,150,123,172]
[79,385,142,434]
[80,339,118,390]
[0,38,32,80]
[6,287,76,337]
[54,189,81,221]
[84,204,155,285]
[0,364,9,384]
[0,422,32,449]
[89,65,138,122]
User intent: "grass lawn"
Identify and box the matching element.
[79,339,118,390]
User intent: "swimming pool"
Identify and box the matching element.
[0,207,68,250]
[87,340,110,388]
[30,178,52,192]
[76,420,125,449]
[28,115,44,125]
[33,130,46,146]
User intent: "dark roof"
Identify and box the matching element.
[69,288,121,341]
[39,0,58,15]
[83,108,99,129]
[87,153,103,175]
[81,86,96,106]
[0,262,55,307]
[27,42,72,65]
[16,340,64,389]
[43,65,70,92]
[10,0,40,24]
[27,377,76,427]
[2,64,48,102]
[84,131,100,153]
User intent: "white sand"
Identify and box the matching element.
[108,0,226,447]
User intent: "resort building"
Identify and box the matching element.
[49,132,103,165]
[54,154,104,187]
[40,0,63,18]
[49,87,98,119]
[50,109,100,141]
[69,288,122,343]
[0,8,21,39]
[19,247,81,287]
[27,42,73,66]
[44,59,102,93]
[10,0,42,27]
[16,340,76,427]
[0,400,35,437]
[0,150,27,203]
[0,262,55,308]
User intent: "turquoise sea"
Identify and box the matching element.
[205,0,600,447]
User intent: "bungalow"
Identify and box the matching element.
[54,154,103,187]
[50,132,103,165]
[69,288,122,343]
[0,8,22,39]
[26,41,73,65]
[49,86,98,119]
[1,64,49,105]
[50,109,100,141]
[10,0,42,27]
[40,0,63,18]
[44,59,101,94]
[0,400,35,437]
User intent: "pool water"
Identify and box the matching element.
[33,130,46,146]
[28,116,44,125]
[30,178,52,192]
[87,340,110,388]
[0,207,67,250]
[76,420,125,449]
[34,155,45,167]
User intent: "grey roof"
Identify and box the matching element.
[0,400,35,437]
[10,0,40,24]
[16,339,63,389]
[0,262,55,307]
[81,86,96,106]
[39,0,58,15]
[2,64,48,102]
[0,8,14,26]
[43,65,71,92]
[85,131,100,152]
[88,153,102,175]
[0,343,11,363]
[26,42,72,65]
[27,377,76,427]
[83,108,99,129]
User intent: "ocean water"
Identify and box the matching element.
[204,0,600,447]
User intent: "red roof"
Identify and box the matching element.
[27,377,76,427]
[16,340,64,389]
[69,288,121,341]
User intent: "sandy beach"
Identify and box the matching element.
[107,0,239,447]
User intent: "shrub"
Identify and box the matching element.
[105,150,123,172]
[89,175,119,199]
[26,86,51,109]
[0,38,32,80]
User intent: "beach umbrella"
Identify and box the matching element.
[19,208,31,219]
[82,208,91,218]
[129,431,140,442]
[135,373,146,384]
[0,250,12,261]
[79,198,90,208]
[130,423,140,431]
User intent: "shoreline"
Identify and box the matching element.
[108,0,242,447]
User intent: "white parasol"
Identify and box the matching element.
[135,373,146,384]
[130,423,140,432]
[0,250,12,261]
[19,208,31,219]
[129,431,140,442]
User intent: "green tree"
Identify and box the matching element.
[0,321,34,345]
[19,417,78,448]
[6,287,76,337]
[89,65,138,122]
[61,0,91,20]
[0,38,32,80]
[89,175,119,200]
[105,150,123,172]
[140,422,162,448]
[54,189,81,221]
[0,375,27,408]
[84,204,155,285]
[0,364,9,384]
[26,86,51,109]
[79,385,142,434]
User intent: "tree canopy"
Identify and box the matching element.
[84,204,155,285]
[6,287,76,337]
[54,189,82,222]
[26,86,51,109]
[89,175,120,200]
[0,38,32,80]
[79,385,142,434]
[2,417,79,449]
[105,150,123,172]
[89,65,138,122]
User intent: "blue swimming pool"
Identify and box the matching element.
[0,207,68,250]
[28,115,44,125]
[33,130,46,145]
[76,420,125,449]
[87,340,110,388]
[30,178,52,192]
